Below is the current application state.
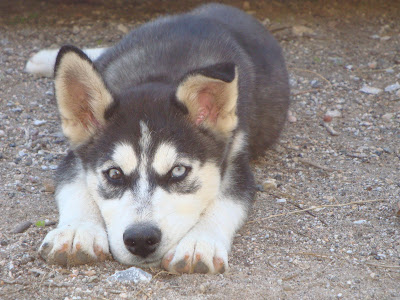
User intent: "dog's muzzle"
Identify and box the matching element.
[123,222,162,258]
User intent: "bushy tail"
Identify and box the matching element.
[25,47,108,77]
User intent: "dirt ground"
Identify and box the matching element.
[0,0,399,299]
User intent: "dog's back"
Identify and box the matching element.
[96,3,290,158]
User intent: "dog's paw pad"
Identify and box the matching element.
[39,223,110,266]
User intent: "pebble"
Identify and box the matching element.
[33,120,47,126]
[117,24,129,34]
[292,25,315,37]
[382,113,393,121]
[43,180,56,193]
[107,267,152,284]
[359,85,382,95]
[384,82,400,92]
[12,221,33,233]
[368,61,377,69]
[325,109,342,118]
[276,198,287,203]
[262,178,278,190]
[353,220,367,224]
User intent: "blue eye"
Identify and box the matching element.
[169,165,191,181]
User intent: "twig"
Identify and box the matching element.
[291,88,322,96]
[289,67,332,88]
[320,121,340,136]
[289,252,331,259]
[289,201,328,226]
[365,262,400,269]
[248,199,385,224]
[297,157,337,172]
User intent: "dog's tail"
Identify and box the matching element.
[25,47,108,77]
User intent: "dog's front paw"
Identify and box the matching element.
[161,233,228,274]
[39,223,110,266]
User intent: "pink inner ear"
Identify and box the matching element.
[195,90,219,125]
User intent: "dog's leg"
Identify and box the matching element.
[25,47,108,77]
[39,174,110,266]
[162,153,255,274]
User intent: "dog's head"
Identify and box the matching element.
[54,46,240,266]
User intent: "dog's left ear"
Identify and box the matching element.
[54,45,113,148]
[176,63,238,137]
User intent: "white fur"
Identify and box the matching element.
[39,167,109,264]
[112,142,138,175]
[25,47,108,77]
[152,142,178,175]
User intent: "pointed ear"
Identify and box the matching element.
[54,45,113,147]
[176,63,239,137]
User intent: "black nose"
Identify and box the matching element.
[123,223,162,258]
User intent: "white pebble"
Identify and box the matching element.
[353,220,367,224]
[360,85,382,95]
[384,82,400,92]
[276,198,287,203]
[33,119,47,126]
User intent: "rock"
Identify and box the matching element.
[43,180,56,194]
[323,115,333,122]
[325,110,342,118]
[292,25,314,37]
[382,113,394,121]
[353,220,367,224]
[12,221,33,233]
[72,25,80,34]
[107,267,152,284]
[384,82,400,92]
[359,85,382,95]
[263,178,278,190]
[242,1,250,10]
[368,61,377,69]
[33,120,47,126]
[276,198,287,203]
[117,24,129,34]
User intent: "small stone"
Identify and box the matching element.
[43,180,56,194]
[382,113,394,121]
[325,110,342,118]
[288,114,297,123]
[0,130,5,137]
[323,115,333,122]
[84,270,96,276]
[292,25,314,37]
[107,267,152,284]
[276,198,287,203]
[242,1,250,10]
[384,82,400,92]
[353,220,367,224]
[360,85,382,95]
[263,178,277,190]
[72,25,80,34]
[12,221,33,233]
[33,120,47,126]
[368,61,378,69]
[117,24,129,34]
[370,272,376,279]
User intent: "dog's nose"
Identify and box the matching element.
[123,223,162,258]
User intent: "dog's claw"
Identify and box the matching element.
[39,223,110,266]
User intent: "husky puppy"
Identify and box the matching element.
[36,3,289,274]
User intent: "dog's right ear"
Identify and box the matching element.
[54,45,113,148]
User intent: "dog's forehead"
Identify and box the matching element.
[107,121,180,175]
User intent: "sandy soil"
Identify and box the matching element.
[0,0,399,299]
